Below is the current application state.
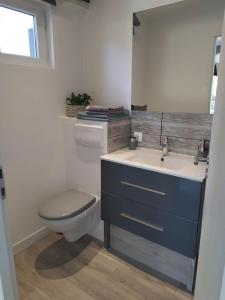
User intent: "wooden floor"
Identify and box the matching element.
[15,233,193,300]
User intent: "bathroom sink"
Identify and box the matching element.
[125,150,189,171]
[101,147,207,182]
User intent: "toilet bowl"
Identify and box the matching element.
[38,190,100,242]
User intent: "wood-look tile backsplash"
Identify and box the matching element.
[108,119,131,153]
[131,111,213,155]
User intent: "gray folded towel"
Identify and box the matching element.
[78,111,129,119]
[131,105,148,111]
[78,112,108,119]
[86,105,124,113]
[86,110,126,116]
[78,111,130,122]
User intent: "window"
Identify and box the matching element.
[0,0,54,67]
[0,6,38,58]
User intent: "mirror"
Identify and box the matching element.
[132,0,224,113]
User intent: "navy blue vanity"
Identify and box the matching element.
[101,159,205,260]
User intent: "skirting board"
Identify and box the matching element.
[13,222,104,256]
[13,227,49,255]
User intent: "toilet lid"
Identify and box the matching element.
[38,190,96,221]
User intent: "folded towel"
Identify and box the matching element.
[86,110,126,116]
[109,110,130,118]
[77,116,108,122]
[86,110,129,117]
[78,111,129,119]
[78,116,130,122]
[78,111,130,122]
[78,112,108,119]
[131,105,148,111]
[108,107,124,112]
[86,105,124,113]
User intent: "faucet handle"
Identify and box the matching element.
[161,136,168,146]
[199,139,210,154]
[199,140,205,152]
[161,136,168,157]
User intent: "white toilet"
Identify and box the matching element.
[38,119,107,242]
[38,190,100,242]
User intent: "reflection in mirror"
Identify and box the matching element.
[132,0,225,113]
[210,37,221,114]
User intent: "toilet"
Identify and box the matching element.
[38,190,100,242]
[38,120,107,242]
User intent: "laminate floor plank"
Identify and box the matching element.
[15,233,193,300]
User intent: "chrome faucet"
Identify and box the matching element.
[194,139,210,165]
[161,136,168,157]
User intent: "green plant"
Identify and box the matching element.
[66,92,92,106]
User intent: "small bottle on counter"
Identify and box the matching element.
[129,136,138,150]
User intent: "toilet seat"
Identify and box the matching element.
[38,190,96,221]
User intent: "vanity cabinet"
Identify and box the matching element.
[101,160,205,259]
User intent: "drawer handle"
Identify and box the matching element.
[121,181,166,196]
[120,213,164,232]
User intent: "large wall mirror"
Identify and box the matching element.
[132,0,224,114]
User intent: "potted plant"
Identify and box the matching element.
[66,92,93,118]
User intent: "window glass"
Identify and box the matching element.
[0,5,38,58]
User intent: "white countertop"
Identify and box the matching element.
[101,147,207,182]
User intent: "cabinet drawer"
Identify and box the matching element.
[101,161,202,221]
[101,193,198,258]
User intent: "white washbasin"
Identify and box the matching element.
[126,150,191,171]
[101,147,207,182]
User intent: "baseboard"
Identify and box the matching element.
[13,227,49,255]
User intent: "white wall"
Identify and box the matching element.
[132,0,224,113]
[194,9,225,300]
[81,0,182,109]
[0,2,85,247]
